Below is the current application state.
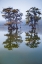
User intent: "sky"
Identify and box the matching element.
[0,0,42,21]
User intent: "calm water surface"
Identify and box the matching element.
[0,26,42,64]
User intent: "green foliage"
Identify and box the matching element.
[3,29,23,50]
[25,28,40,48]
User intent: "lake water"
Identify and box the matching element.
[0,22,42,64]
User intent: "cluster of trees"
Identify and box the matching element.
[2,7,42,30]
[2,7,23,30]
[2,7,42,49]
[26,7,41,29]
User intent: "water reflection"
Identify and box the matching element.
[25,27,40,48]
[3,29,23,50]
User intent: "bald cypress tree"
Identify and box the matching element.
[26,7,41,29]
[2,7,23,30]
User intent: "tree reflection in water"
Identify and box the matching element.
[3,29,23,50]
[25,28,40,48]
